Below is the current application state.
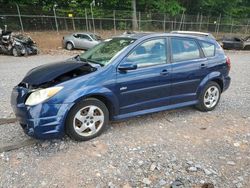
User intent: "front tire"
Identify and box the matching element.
[65,98,109,141]
[66,42,74,50]
[196,81,221,112]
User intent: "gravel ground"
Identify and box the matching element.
[0,51,249,188]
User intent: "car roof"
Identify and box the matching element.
[115,32,154,39]
[71,32,96,35]
[171,31,215,38]
[114,32,216,43]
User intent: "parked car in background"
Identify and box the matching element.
[221,36,250,50]
[63,32,102,50]
[171,31,216,39]
[11,32,231,141]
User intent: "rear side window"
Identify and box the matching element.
[200,41,215,57]
[171,38,200,62]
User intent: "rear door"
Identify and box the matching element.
[169,37,208,104]
[116,38,171,115]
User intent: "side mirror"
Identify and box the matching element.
[118,63,137,71]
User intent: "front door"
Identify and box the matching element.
[116,38,171,115]
[75,34,93,49]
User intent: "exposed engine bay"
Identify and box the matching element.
[18,61,97,90]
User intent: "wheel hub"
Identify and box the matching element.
[204,86,219,109]
[73,105,104,137]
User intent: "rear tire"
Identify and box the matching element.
[66,42,74,50]
[196,81,221,112]
[65,98,109,141]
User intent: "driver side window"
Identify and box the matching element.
[126,38,167,68]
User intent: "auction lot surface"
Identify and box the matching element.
[0,51,249,188]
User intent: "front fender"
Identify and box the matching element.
[63,86,119,115]
[196,71,223,97]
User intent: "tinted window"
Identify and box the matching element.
[126,38,167,68]
[200,41,215,57]
[171,38,200,62]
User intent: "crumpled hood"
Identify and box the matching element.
[21,59,97,87]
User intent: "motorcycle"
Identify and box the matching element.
[0,30,38,57]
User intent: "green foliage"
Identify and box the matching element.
[0,0,249,18]
[153,0,185,16]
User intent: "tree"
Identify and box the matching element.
[0,0,249,18]
[132,0,138,30]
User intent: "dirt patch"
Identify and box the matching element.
[18,30,125,54]
[14,30,243,55]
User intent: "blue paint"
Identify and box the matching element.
[11,33,231,139]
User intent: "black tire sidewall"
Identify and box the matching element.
[197,81,221,111]
[65,98,109,141]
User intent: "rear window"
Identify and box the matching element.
[171,38,201,62]
[200,41,215,57]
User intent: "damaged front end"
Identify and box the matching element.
[20,61,97,89]
[11,60,98,139]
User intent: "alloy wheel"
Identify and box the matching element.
[203,86,219,108]
[73,105,104,137]
[66,43,73,50]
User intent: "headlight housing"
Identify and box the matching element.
[25,86,63,106]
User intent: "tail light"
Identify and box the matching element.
[226,56,231,71]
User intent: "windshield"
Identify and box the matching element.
[80,38,135,66]
[90,34,102,41]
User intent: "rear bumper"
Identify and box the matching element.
[223,76,231,92]
[11,87,73,139]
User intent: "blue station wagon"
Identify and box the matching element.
[11,33,231,141]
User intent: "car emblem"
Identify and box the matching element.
[120,87,127,91]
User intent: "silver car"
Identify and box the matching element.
[63,32,102,50]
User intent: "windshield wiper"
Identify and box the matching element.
[80,57,103,66]
[74,55,81,61]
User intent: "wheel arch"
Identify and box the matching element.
[197,72,224,97]
[66,89,119,121]
[210,78,223,92]
[85,94,115,120]
[66,40,75,48]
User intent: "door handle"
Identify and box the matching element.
[200,63,207,68]
[160,69,168,76]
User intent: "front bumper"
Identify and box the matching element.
[11,86,73,139]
